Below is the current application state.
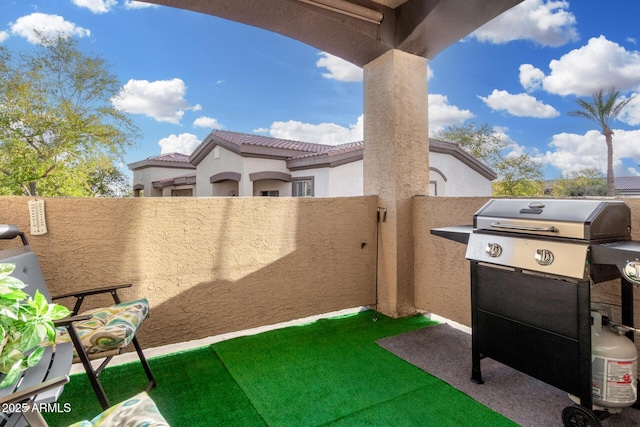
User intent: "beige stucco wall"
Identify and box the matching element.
[0,196,378,349]
[4,194,640,353]
[414,196,488,325]
[414,196,640,332]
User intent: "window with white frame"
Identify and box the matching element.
[292,177,314,197]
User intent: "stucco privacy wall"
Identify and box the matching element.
[414,196,640,332]
[0,196,377,349]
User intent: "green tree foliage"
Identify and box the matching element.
[434,122,505,166]
[87,163,132,197]
[567,88,634,197]
[0,36,139,196]
[552,168,607,197]
[435,122,544,196]
[492,154,545,196]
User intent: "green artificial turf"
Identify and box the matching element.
[44,310,517,426]
[44,347,265,426]
[213,311,515,426]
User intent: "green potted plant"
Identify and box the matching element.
[0,263,71,388]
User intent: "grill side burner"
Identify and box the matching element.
[431,198,640,420]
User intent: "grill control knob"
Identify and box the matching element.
[485,243,502,258]
[535,249,554,266]
[623,261,640,285]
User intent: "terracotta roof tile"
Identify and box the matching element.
[210,130,328,153]
[616,176,640,191]
[289,141,363,160]
[147,152,191,163]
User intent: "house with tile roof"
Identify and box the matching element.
[542,176,640,197]
[127,130,496,197]
[614,176,640,196]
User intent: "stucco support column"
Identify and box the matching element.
[363,49,429,318]
[240,174,253,197]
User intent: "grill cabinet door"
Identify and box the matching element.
[471,264,592,405]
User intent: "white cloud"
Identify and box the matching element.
[258,92,473,143]
[478,89,559,118]
[111,78,198,124]
[193,116,223,129]
[537,36,640,96]
[428,94,475,134]
[626,167,640,176]
[315,51,433,82]
[628,37,638,45]
[472,0,578,47]
[261,115,363,145]
[0,31,8,43]
[10,13,90,45]
[259,94,474,142]
[71,0,117,14]
[540,128,640,176]
[541,130,612,174]
[124,1,158,9]
[619,91,640,126]
[519,64,545,92]
[158,133,200,155]
[316,52,363,82]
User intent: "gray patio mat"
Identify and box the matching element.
[377,323,640,427]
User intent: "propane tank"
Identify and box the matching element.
[591,310,638,409]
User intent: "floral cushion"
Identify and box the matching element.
[57,299,149,355]
[67,391,169,427]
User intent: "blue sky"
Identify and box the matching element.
[2,0,640,180]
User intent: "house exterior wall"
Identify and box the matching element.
[133,144,493,198]
[134,167,194,197]
[428,152,493,196]
[252,179,291,196]
[195,146,243,196]
[328,161,364,197]
[292,169,329,196]
[162,186,194,197]
[244,157,292,196]
[196,149,294,197]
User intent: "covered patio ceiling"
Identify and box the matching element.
[140,0,523,66]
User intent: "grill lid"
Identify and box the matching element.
[473,199,631,241]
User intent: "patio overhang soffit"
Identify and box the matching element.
[140,0,524,66]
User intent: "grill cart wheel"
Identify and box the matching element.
[562,405,601,427]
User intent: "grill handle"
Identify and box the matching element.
[490,222,558,233]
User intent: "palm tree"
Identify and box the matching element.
[568,88,634,196]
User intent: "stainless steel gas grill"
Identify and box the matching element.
[431,198,640,426]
